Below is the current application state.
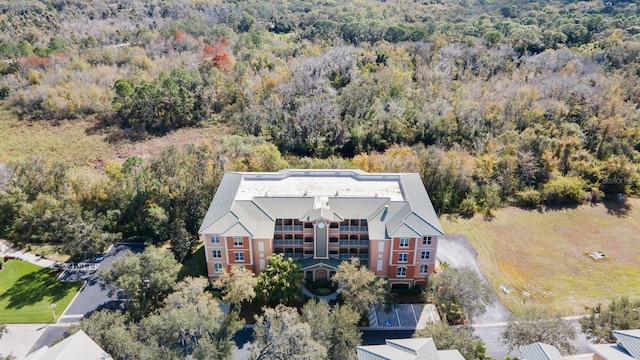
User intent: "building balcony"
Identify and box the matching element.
[339,226,369,232]
[274,239,304,246]
[338,254,369,260]
[283,253,304,259]
[339,240,369,246]
[274,225,304,232]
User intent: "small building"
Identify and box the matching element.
[519,342,565,360]
[356,338,465,360]
[199,169,443,288]
[25,330,112,360]
[590,329,640,360]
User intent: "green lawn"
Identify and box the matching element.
[0,260,82,323]
[440,199,640,316]
[178,244,207,280]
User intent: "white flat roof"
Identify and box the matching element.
[235,174,405,201]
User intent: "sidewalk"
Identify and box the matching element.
[0,240,56,268]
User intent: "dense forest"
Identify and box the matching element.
[1,0,640,258]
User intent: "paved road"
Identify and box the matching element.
[437,235,594,359]
[57,243,144,323]
[437,235,512,324]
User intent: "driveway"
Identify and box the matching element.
[436,235,512,324]
[57,242,144,323]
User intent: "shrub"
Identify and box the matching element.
[314,288,332,296]
[0,86,10,99]
[458,196,477,216]
[515,188,541,208]
[543,176,586,206]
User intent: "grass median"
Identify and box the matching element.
[0,259,82,323]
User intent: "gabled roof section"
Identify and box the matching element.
[231,201,275,239]
[299,257,342,270]
[387,338,439,358]
[384,203,413,235]
[305,206,341,222]
[221,222,252,237]
[614,330,640,359]
[519,342,564,360]
[399,173,444,234]
[198,172,243,233]
[25,330,112,360]
[356,337,464,360]
[327,197,390,220]
[389,223,421,238]
[589,344,635,360]
[200,212,238,234]
[253,197,315,219]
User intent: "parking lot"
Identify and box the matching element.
[368,303,440,329]
[56,242,144,323]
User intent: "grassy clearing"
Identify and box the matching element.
[0,259,82,323]
[440,199,640,316]
[0,107,114,165]
[0,106,228,165]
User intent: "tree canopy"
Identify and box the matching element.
[580,297,640,344]
[332,257,387,315]
[426,266,495,324]
[501,309,576,355]
[250,304,327,360]
[99,247,181,320]
[414,322,489,360]
[255,254,304,306]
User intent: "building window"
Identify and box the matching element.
[422,236,432,245]
[421,251,430,260]
[398,253,408,263]
[212,250,222,259]
[211,235,220,244]
[397,267,407,277]
[234,252,244,262]
[399,238,409,248]
[233,237,243,247]
[419,264,428,274]
[214,263,223,273]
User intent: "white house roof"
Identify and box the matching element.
[25,330,112,360]
[356,338,464,360]
[199,169,443,239]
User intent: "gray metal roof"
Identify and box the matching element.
[252,197,315,219]
[231,201,275,239]
[438,350,466,360]
[198,172,243,233]
[328,197,390,220]
[389,223,421,237]
[199,170,444,241]
[589,344,635,360]
[519,343,564,360]
[614,330,640,359]
[384,203,413,236]
[399,173,443,234]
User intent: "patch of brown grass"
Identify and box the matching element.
[441,199,640,316]
[0,106,229,165]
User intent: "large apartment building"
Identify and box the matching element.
[198,169,444,288]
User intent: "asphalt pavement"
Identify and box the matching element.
[437,234,513,324]
[57,242,144,323]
